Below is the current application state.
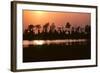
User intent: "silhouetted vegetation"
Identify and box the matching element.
[23,22,91,40]
[23,22,91,62]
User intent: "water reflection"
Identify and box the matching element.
[23,39,88,48]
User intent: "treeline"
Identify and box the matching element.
[23,22,91,40]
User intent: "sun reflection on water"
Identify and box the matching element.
[23,39,87,46]
[33,40,45,45]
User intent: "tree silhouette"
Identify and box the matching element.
[71,27,75,34]
[58,27,62,33]
[76,26,81,33]
[28,24,34,33]
[43,22,49,33]
[35,24,41,34]
[85,25,90,34]
[65,22,71,28]
[24,24,35,40]
[23,22,90,40]
[50,23,56,33]
[65,22,71,34]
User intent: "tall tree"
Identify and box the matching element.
[85,25,90,34]
[28,24,34,33]
[65,22,71,34]
[50,23,56,33]
[43,22,49,33]
[35,24,41,34]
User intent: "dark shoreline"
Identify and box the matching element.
[23,41,91,62]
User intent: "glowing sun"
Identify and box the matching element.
[35,11,45,15]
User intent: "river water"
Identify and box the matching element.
[23,39,88,48]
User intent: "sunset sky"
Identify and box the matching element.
[23,10,91,29]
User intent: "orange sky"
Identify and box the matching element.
[23,10,91,29]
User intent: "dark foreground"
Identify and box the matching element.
[23,42,91,62]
